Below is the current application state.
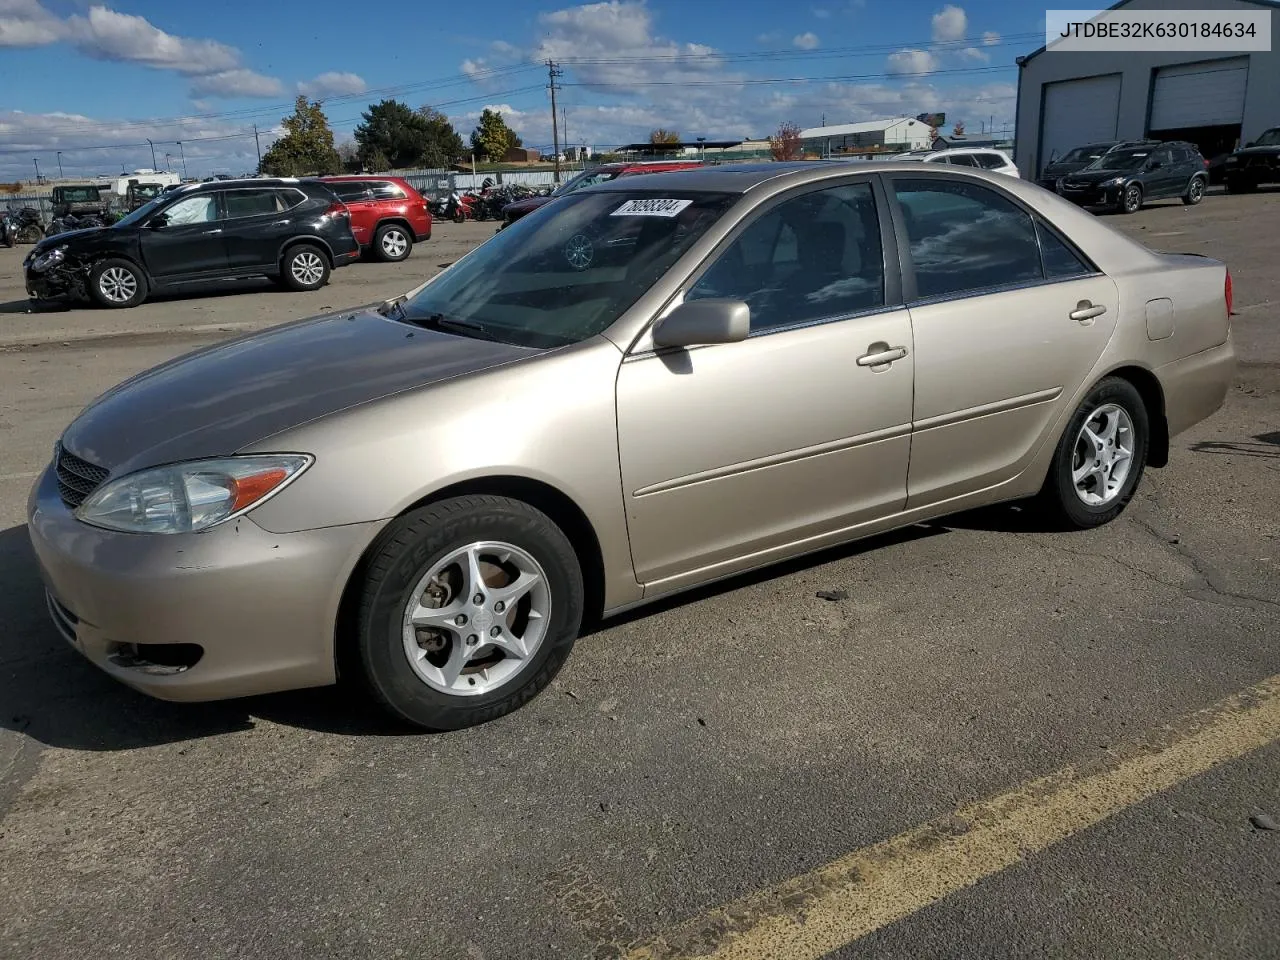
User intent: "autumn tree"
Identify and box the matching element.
[648,128,680,145]
[259,96,343,176]
[768,121,804,161]
[470,108,521,162]
[354,99,465,170]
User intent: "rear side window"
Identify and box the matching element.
[893,179,1040,299]
[276,188,307,210]
[946,154,979,167]
[975,153,1008,170]
[369,181,407,200]
[222,190,282,219]
[328,181,372,202]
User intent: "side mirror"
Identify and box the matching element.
[148,214,169,230]
[1245,141,1256,148]
[652,298,750,349]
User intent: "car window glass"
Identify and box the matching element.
[893,179,1041,299]
[370,181,406,200]
[947,154,979,167]
[223,189,281,219]
[976,153,1006,170]
[328,181,371,201]
[161,194,217,225]
[275,189,306,210]
[687,182,884,333]
[925,155,947,164]
[1036,220,1091,279]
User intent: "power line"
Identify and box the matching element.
[561,63,1015,88]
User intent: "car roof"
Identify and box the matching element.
[591,160,1015,194]
[318,174,410,181]
[172,177,312,193]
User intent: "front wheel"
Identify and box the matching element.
[88,258,148,308]
[16,224,43,244]
[280,244,330,291]
[1119,183,1143,214]
[1226,176,1256,194]
[1182,177,1206,205]
[354,495,584,731]
[1034,377,1149,529]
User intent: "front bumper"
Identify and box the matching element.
[26,464,382,702]
[1058,182,1123,207]
[24,262,83,301]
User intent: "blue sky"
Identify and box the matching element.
[0,0,1047,178]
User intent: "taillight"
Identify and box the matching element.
[324,202,350,218]
[1225,269,1233,317]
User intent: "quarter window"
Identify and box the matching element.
[893,179,1041,299]
[1036,221,1092,279]
[975,153,1008,170]
[947,154,979,167]
[328,181,372,202]
[369,181,407,200]
[687,182,884,333]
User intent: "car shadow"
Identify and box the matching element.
[0,524,413,752]
[1190,430,1280,460]
[0,298,70,315]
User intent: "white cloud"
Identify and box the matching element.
[886,48,939,76]
[931,4,968,43]
[982,30,1001,45]
[957,46,989,62]
[756,31,781,44]
[461,57,487,77]
[812,6,831,18]
[793,31,820,50]
[189,69,284,99]
[0,0,61,46]
[66,5,240,74]
[297,71,366,97]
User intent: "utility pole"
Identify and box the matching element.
[177,141,187,179]
[253,125,262,172]
[56,152,64,178]
[562,107,569,163]
[32,158,41,182]
[547,60,563,184]
[146,138,156,170]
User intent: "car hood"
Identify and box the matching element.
[1041,159,1091,178]
[61,308,541,475]
[503,196,553,216]
[32,226,114,252]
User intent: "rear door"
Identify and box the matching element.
[1147,145,1181,198]
[221,188,303,269]
[138,192,228,280]
[883,172,1120,507]
[328,180,376,245]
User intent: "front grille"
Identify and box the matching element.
[55,443,109,509]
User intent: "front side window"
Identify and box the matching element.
[686,182,884,333]
[893,179,1040,299]
[161,194,218,225]
[223,190,281,219]
[1255,128,1280,146]
[397,190,736,348]
[370,181,407,200]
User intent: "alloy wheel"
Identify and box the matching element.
[98,266,138,303]
[291,251,325,285]
[1124,185,1142,213]
[381,229,408,258]
[401,541,552,697]
[1071,403,1135,506]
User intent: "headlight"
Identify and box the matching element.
[75,455,312,534]
[30,245,67,273]
[1100,177,1125,188]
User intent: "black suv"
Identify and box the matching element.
[1037,139,1158,190]
[24,178,359,308]
[1224,127,1280,193]
[1056,141,1208,214]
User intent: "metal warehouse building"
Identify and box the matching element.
[1014,0,1279,179]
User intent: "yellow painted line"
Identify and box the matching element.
[624,674,1280,960]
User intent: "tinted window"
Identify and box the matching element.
[687,182,884,332]
[1036,221,1091,279]
[328,181,372,202]
[893,179,1040,299]
[975,153,1008,170]
[276,188,306,210]
[947,154,979,167]
[162,194,218,225]
[370,181,407,200]
[223,189,281,219]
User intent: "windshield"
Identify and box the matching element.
[133,184,162,198]
[112,195,167,228]
[1086,148,1151,171]
[553,168,621,195]
[58,187,101,202]
[398,190,737,348]
[1060,146,1108,163]
[1255,128,1280,146]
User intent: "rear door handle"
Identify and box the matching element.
[856,345,908,367]
[1070,301,1107,323]
[202,228,222,235]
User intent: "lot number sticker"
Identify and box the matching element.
[611,198,693,218]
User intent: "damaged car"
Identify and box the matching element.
[24,178,359,309]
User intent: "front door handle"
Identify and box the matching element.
[202,228,222,235]
[856,344,908,367]
[1070,300,1107,323]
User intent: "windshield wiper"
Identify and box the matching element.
[402,311,506,342]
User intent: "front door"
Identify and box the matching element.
[139,193,228,280]
[616,179,914,588]
[1146,145,1182,198]
[884,174,1120,508]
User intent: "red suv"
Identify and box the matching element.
[318,176,431,262]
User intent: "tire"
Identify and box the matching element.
[1034,377,1149,530]
[1119,183,1143,214]
[88,258,148,309]
[1182,176,1206,205]
[1225,177,1256,194]
[355,495,584,731]
[452,209,465,224]
[16,224,43,244]
[280,243,330,291]
[373,223,412,262]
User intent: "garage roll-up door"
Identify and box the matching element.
[1149,57,1248,130]
[1040,74,1121,170]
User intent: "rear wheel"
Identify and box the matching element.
[1182,176,1206,205]
[1120,183,1143,214]
[1226,176,1256,194]
[374,223,412,262]
[1034,377,1149,529]
[355,495,584,731]
[280,244,330,291]
[88,258,148,308]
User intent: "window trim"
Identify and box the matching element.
[666,174,902,342]
[879,169,1103,306]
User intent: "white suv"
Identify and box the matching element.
[894,148,1020,177]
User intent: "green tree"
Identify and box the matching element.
[354,99,464,171]
[470,108,521,161]
[649,128,680,145]
[259,96,343,176]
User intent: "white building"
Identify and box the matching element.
[1014,0,1280,179]
[799,117,933,157]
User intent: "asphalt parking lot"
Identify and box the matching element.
[1,194,1278,960]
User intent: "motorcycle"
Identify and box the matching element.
[438,190,476,223]
[45,213,106,237]
[0,210,16,248]
[9,206,46,244]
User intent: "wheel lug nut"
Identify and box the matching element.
[494,601,505,613]
[489,626,500,638]
[466,634,478,646]
[455,614,468,626]
[473,594,484,605]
